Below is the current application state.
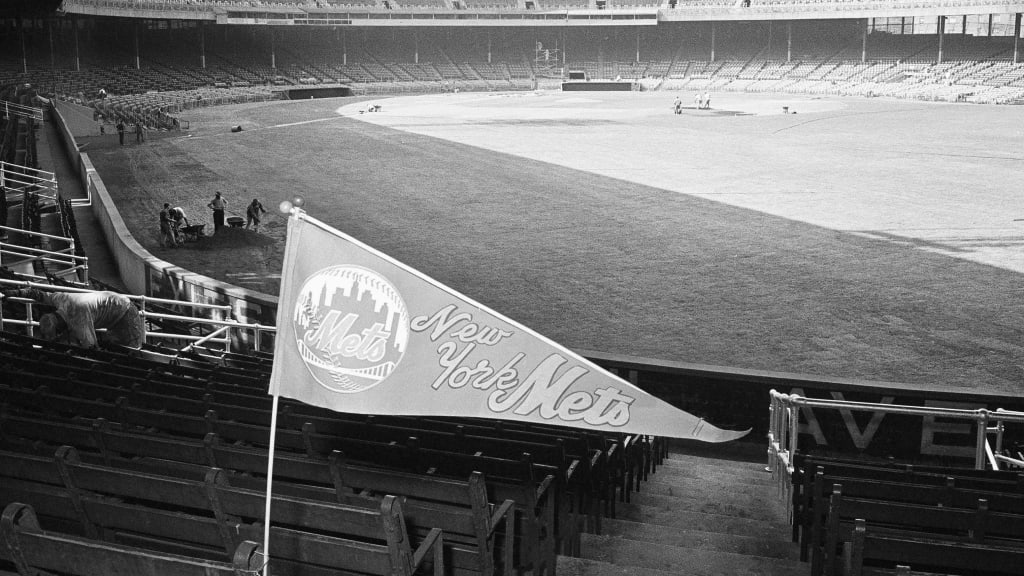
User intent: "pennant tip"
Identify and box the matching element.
[700,427,752,443]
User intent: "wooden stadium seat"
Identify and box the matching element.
[0,502,263,576]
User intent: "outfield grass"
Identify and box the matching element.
[86,91,1024,395]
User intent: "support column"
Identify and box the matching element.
[786,21,792,63]
[342,29,347,65]
[134,23,140,70]
[199,23,206,69]
[636,29,640,63]
[988,14,993,37]
[48,19,55,70]
[270,28,276,70]
[937,16,945,64]
[561,28,566,68]
[73,15,80,72]
[861,19,868,63]
[19,18,27,75]
[710,22,716,63]
[414,31,419,64]
[486,31,491,64]
[1014,13,1021,65]
[901,17,906,35]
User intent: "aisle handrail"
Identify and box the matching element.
[768,390,1024,500]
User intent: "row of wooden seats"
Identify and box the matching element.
[0,407,557,574]
[0,368,625,553]
[845,519,1024,576]
[0,335,651,525]
[792,453,1024,546]
[2,326,652,499]
[0,333,661,571]
[0,447,447,576]
[0,329,650,495]
[0,330,270,389]
[791,454,1024,576]
[1,503,264,576]
[11,368,621,532]
[0,366,577,572]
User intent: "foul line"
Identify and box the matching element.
[268,116,348,129]
[771,107,932,135]
[175,115,348,142]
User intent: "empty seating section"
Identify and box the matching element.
[789,453,1024,576]
[607,0,662,7]
[533,0,591,8]
[461,0,521,9]
[0,329,661,576]
[7,18,1024,107]
[319,0,383,7]
[392,0,452,8]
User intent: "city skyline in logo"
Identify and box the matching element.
[293,265,410,393]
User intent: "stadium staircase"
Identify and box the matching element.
[557,443,801,576]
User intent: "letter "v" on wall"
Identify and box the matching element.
[832,391,894,450]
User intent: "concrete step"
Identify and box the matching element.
[556,555,680,576]
[642,471,776,503]
[665,438,767,465]
[654,455,774,487]
[578,532,806,576]
[597,518,800,561]
[625,487,788,523]
[663,449,768,472]
[611,500,791,541]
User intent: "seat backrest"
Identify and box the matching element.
[1,502,262,576]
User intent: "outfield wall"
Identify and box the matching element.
[587,349,1024,464]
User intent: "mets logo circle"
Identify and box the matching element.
[293,265,410,393]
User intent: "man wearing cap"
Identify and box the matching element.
[208,191,227,231]
[2,288,145,349]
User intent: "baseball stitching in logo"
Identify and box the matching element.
[293,265,410,393]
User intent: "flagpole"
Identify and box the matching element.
[261,200,305,576]
[262,392,281,576]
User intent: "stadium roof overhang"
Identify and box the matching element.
[55,0,1024,26]
[662,1,1024,21]
[218,9,660,28]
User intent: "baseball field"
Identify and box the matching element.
[84,90,1024,395]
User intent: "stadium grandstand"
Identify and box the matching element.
[3,0,1024,575]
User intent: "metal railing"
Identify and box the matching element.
[767,390,1024,501]
[1,102,44,123]
[992,408,1024,469]
[0,277,280,359]
[0,279,231,350]
[0,225,88,285]
[1,162,59,200]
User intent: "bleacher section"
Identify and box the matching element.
[789,453,1024,576]
[2,19,1023,114]
[0,327,661,576]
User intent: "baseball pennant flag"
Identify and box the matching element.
[270,211,748,442]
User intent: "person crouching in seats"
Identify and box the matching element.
[2,289,146,350]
